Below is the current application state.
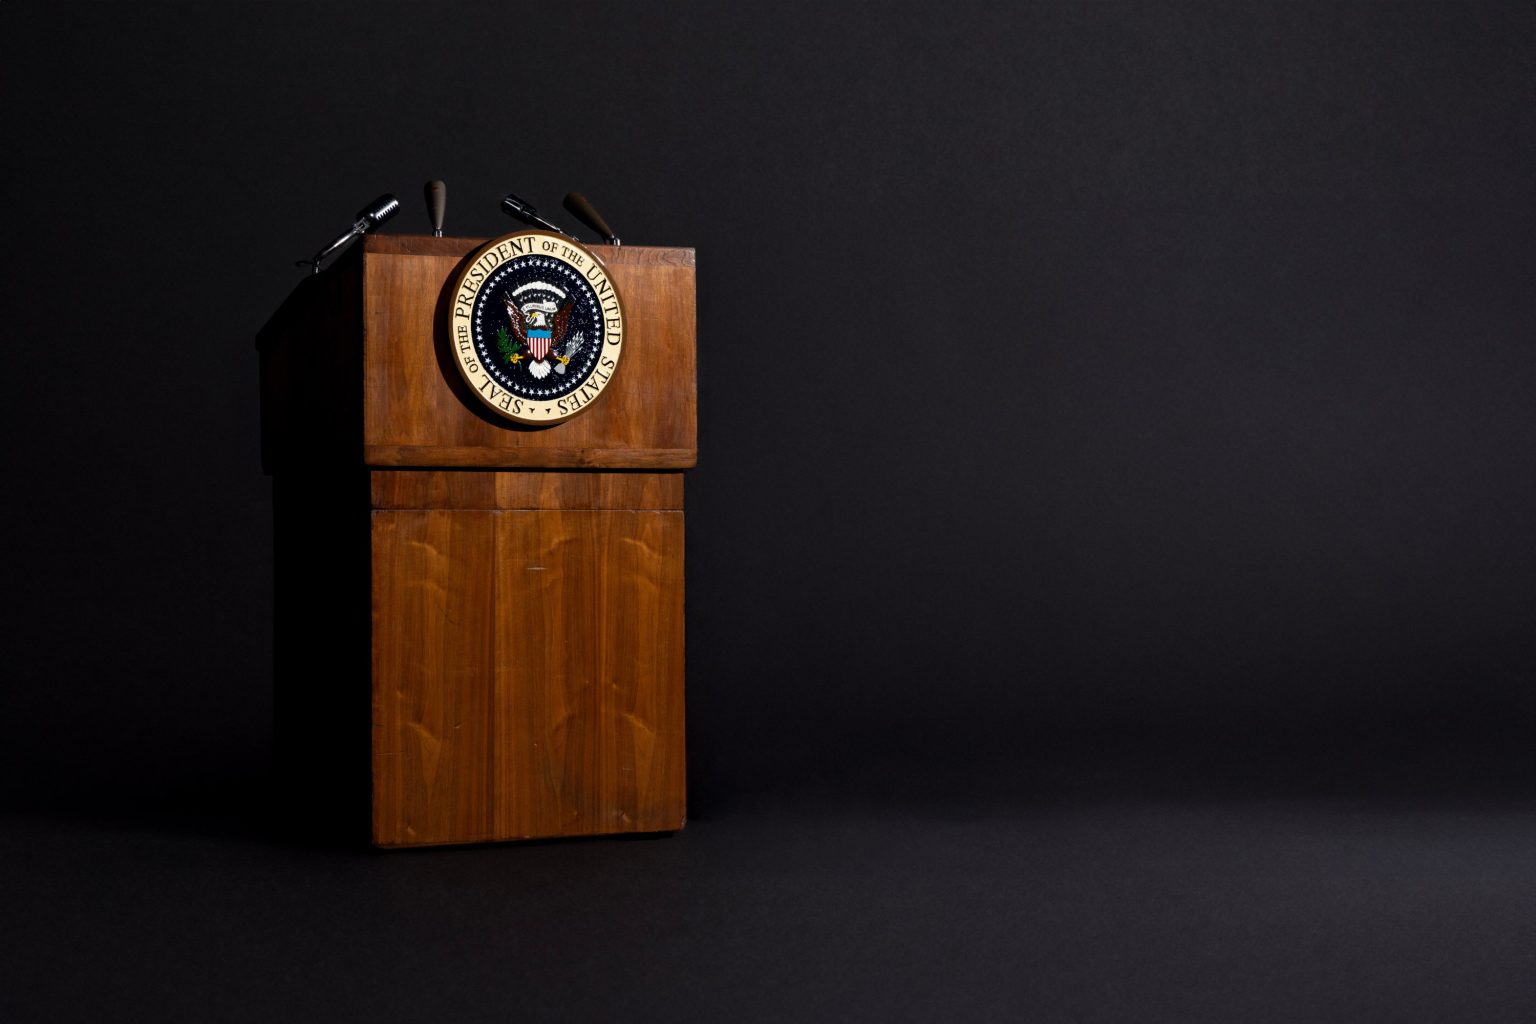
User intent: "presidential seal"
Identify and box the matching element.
[448,231,624,424]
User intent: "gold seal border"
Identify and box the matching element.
[447,231,625,425]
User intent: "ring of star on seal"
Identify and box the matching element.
[447,231,625,425]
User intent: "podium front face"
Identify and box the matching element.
[260,235,695,847]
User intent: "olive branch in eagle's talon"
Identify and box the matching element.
[495,326,523,365]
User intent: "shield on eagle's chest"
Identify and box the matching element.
[528,330,552,362]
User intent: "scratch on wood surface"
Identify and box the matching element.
[621,710,656,739]
[405,539,445,561]
[407,720,443,786]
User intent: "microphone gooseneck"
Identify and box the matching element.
[299,193,400,274]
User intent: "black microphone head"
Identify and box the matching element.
[424,180,447,234]
[501,191,537,220]
[562,192,615,242]
[355,194,400,230]
[500,190,573,236]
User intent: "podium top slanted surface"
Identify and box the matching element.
[261,234,696,472]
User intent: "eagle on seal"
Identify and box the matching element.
[504,293,576,380]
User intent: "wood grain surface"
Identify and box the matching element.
[371,510,496,845]
[492,511,685,838]
[362,445,696,469]
[361,236,696,469]
[370,470,683,510]
[371,509,686,846]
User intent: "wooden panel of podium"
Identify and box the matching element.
[259,234,694,847]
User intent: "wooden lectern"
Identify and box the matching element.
[258,234,694,847]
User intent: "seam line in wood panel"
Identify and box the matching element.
[363,446,698,469]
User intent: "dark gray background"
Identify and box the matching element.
[2,4,1531,1021]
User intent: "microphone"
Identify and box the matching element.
[563,192,620,245]
[298,193,400,274]
[424,180,446,237]
[500,191,573,238]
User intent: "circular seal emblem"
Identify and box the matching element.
[447,231,624,424]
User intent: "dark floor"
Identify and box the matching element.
[3,790,1531,1023]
